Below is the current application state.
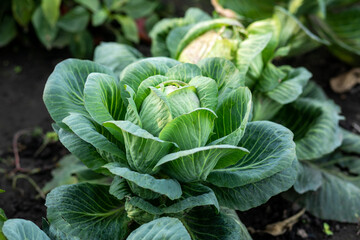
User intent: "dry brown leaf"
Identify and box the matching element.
[263,209,306,236]
[330,68,360,93]
[211,0,237,18]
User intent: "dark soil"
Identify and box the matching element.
[0,36,359,240]
[0,132,67,226]
[239,196,360,240]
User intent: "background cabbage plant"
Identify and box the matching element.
[36,56,298,239]
[92,7,360,223]
[215,0,360,65]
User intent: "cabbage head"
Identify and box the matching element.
[42,56,298,239]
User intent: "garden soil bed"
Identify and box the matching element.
[1,40,359,239]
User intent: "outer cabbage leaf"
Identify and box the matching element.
[207,121,296,188]
[183,208,252,240]
[272,98,342,160]
[104,121,175,174]
[287,154,360,223]
[155,145,249,183]
[94,42,143,76]
[310,6,360,65]
[211,158,298,211]
[46,183,130,240]
[43,59,115,128]
[127,217,191,240]
[104,163,182,200]
[84,73,126,125]
[2,219,50,240]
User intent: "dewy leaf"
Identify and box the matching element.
[104,163,182,200]
[46,183,130,240]
[126,217,191,240]
[63,113,126,164]
[211,159,298,211]
[155,145,248,182]
[272,98,342,160]
[159,108,217,150]
[211,87,252,146]
[57,6,90,33]
[94,42,143,76]
[58,128,108,172]
[104,121,174,174]
[3,219,50,240]
[41,0,61,27]
[84,73,126,125]
[43,59,114,128]
[165,63,202,83]
[208,121,296,188]
[183,208,252,240]
[266,66,311,104]
[119,57,179,100]
[32,6,58,49]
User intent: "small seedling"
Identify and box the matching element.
[323,222,334,236]
[13,66,22,74]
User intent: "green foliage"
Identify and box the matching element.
[217,0,360,65]
[323,223,334,236]
[286,126,360,223]
[41,55,298,239]
[0,0,161,58]
[147,8,359,224]
[2,219,50,240]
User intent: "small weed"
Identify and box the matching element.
[13,66,22,74]
[323,222,334,236]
